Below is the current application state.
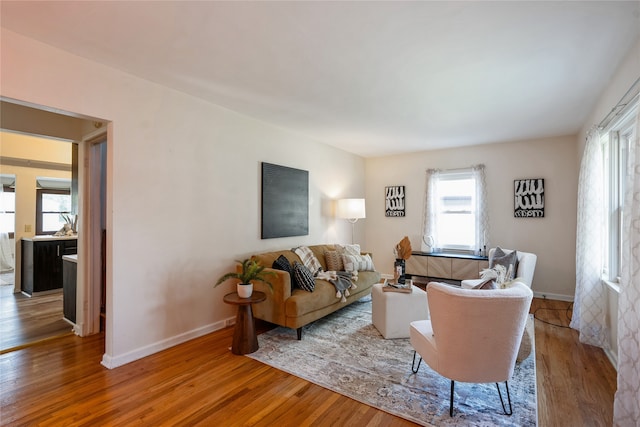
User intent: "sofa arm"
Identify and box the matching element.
[247,267,291,327]
[259,268,292,302]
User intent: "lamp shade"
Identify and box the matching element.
[337,198,366,220]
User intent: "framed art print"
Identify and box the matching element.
[514,178,544,218]
[385,185,405,217]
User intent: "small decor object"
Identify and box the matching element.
[421,235,434,253]
[394,236,412,260]
[385,186,405,217]
[215,259,275,298]
[393,236,412,284]
[381,278,413,293]
[514,178,544,218]
[54,214,78,236]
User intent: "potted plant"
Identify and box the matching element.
[215,258,275,298]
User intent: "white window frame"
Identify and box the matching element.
[424,166,488,254]
[602,102,637,283]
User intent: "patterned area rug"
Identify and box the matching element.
[248,297,537,426]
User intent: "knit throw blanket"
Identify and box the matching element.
[317,271,357,302]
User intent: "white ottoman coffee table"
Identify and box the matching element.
[371,282,429,339]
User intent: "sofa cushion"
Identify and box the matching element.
[324,250,344,272]
[285,272,380,318]
[293,261,315,292]
[491,247,518,280]
[272,255,296,291]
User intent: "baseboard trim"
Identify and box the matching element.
[532,291,574,302]
[100,316,234,369]
[603,347,618,371]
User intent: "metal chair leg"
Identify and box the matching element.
[411,351,422,373]
[496,381,513,415]
[449,380,455,416]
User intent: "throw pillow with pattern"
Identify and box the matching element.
[324,250,344,271]
[293,261,315,292]
[490,247,519,280]
[342,253,375,272]
[293,246,323,275]
[336,243,361,257]
[272,254,296,291]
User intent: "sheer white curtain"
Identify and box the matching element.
[471,164,489,251]
[613,109,640,425]
[422,169,440,251]
[570,127,608,347]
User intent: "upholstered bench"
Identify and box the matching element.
[371,282,429,339]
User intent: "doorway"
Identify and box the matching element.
[0,99,109,349]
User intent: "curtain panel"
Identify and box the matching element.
[570,127,608,348]
[613,109,640,426]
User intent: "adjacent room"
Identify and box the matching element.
[1,1,638,426]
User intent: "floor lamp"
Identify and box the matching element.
[337,198,366,244]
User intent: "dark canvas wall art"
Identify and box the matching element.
[261,162,309,238]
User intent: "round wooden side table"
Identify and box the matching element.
[223,291,266,355]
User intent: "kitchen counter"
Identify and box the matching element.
[23,235,78,242]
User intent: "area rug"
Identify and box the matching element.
[247,297,537,426]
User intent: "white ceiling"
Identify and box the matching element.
[2,1,639,157]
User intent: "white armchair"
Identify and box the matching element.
[409,281,533,416]
[462,248,537,289]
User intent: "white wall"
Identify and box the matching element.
[578,38,640,155]
[1,29,365,367]
[365,135,578,299]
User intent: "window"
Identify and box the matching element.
[424,165,488,253]
[36,188,71,235]
[602,105,636,282]
[1,185,15,238]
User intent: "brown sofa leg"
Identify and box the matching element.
[297,327,302,340]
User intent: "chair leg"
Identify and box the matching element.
[449,380,455,417]
[496,381,513,415]
[411,351,422,373]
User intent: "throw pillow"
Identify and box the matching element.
[293,261,315,292]
[490,247,518,280]
[336,243,361,257]
[324,250,344,271]
[272,254,296,291]
[293,246,323,275]
[342,253,375,272]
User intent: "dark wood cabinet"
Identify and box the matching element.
[21,237,78,296]
[63,256,77,323]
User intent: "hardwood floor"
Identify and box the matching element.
[0,298,616,426]
[0,277,74,353]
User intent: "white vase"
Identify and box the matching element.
[237,283,253,298]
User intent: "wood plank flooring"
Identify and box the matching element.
[0,298,617,426]
[0,280,74,353]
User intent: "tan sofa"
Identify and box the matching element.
[249,244,381,339]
